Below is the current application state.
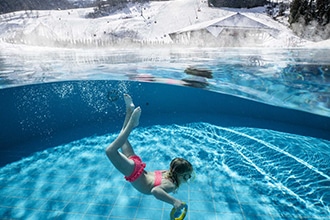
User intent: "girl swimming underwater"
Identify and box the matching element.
[105,94,193,210]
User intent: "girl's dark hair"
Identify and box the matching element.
[168,158,193,187]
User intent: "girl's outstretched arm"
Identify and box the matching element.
[151,186,185,209]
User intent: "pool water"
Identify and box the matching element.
[1,122,329,219]
[0,48,330,220]
[1,48,330,117]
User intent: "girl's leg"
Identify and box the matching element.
[105,105,141,176]
[121,94,136,157]
[122,94,135,131]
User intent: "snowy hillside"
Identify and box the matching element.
[0,0,329,48]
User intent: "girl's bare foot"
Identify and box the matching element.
[124,94,135,114]
[129,107,141,128]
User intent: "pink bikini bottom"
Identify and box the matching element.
[124,155,146,182]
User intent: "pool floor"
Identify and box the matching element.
[1,123,329,220]
[0,161,300,220]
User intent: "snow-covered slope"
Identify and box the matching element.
[0,0,328,48]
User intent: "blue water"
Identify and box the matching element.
[0,47,330,219]
[0,122,329,219]
[1,48,329,117]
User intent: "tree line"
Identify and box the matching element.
[0,0,77,14]
[289,0,329,26]
[289,0,330,40]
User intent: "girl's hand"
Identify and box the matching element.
[173,200,185,210]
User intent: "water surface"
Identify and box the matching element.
[1,47,329,117]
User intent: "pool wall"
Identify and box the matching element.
[1,80,329,166]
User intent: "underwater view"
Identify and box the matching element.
[0,48,330,220]
[0,122,330,219]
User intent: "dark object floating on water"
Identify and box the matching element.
[184,67,213,79]
[182,76,208,88]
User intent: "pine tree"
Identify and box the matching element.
[316,0,330,25]
[290,0,329,26]
[289,0,304,24]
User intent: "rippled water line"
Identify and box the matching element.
[219,126,330,181]
[1,49,330,118]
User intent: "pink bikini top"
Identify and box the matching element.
[154,170,163,187]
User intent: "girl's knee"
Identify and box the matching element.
[105,145,115,158]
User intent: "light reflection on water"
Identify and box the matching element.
[0,47,330,117]
[0,122,329,219]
